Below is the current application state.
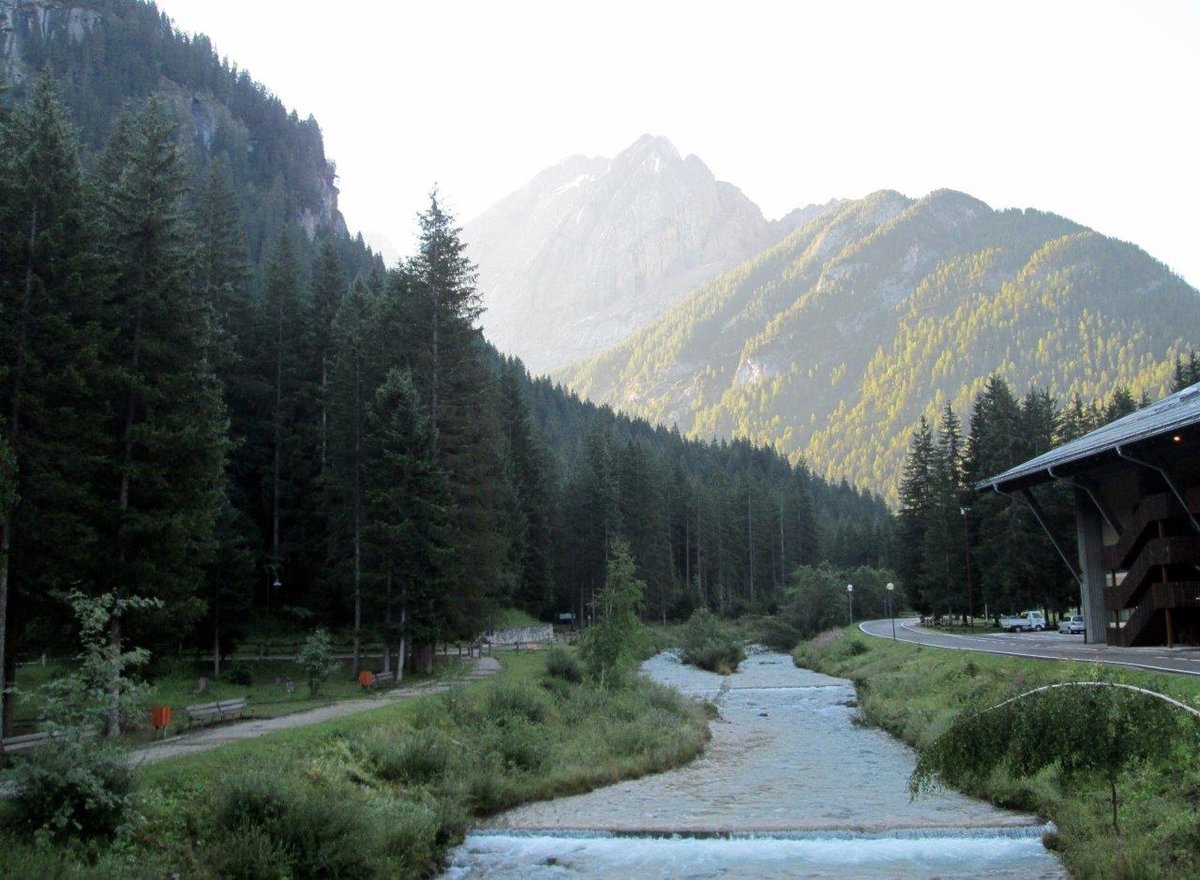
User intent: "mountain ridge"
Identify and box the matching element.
[557,187,1199,499]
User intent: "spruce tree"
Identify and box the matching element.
[256,230,318,605]
[404,191,504,637]
[0,76,105,734]
[364,368,450,677]
[327,279,377,675]
[496,360,556,615]
[897,417,934,611]
[920,405,967,618]
[96,98,227,733]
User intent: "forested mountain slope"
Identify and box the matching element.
[560,189,1200,499]
[0,0,379,279]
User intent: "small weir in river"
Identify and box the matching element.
[443,651,1065,878]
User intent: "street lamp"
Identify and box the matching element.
[960,506,974,628]
[887,582,896,640]
[847,583,854,627]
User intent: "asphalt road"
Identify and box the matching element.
[859,617,1200,677]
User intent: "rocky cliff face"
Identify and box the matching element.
[1,1,101,84]
[465,135,800,374]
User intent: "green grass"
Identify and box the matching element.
[10,654,458,741]
[795,628,1200,880]
[2,649,711,879]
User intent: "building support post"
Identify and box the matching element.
[1075,486,1109,646]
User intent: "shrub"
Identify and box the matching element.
[484,680,550,724]
[579,539,645,687]
[679,607,745,674]
[297,628,339,697]
[210,773,406,878]
[364,730,453,785]
[544,647,583,683]
[224,664,253,686]
[10,736,134,841]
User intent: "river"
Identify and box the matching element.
[443,650,1065,878]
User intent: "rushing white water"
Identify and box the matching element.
[442,650,1066,878]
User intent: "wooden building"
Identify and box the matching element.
[978,383,1200,647]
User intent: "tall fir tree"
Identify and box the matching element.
[97,98,227,733]
[404,191,505,638]
[920,405,967,618]
[0,75,104,734]
[326,278,377,675]
[364,368,451,677]
[897,417,934,609]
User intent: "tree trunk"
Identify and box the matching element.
[212,594,221,678]
[0,202,39,738]
[1,651,14,738]
[394,583,406,683]
[351,356,362,677]
[110,305,145,738]
[0,520,11,738]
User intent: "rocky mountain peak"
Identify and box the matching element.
[465,135,779,374]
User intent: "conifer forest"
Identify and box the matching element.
[0,3,895,737]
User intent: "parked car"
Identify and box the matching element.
[999,611,1046,632]
[1058,614,1085,634]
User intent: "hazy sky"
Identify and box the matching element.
[160,0,1199,285]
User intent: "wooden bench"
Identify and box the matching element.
[0,730,56,754]
[361,669,398,689]
[183,697,252,728]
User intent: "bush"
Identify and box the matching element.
[543,648,583,684]
[363,730,453,785]
[210,773,411,878]
[679,608,745,674]
[484,680,550,724]
[10,736,134,841]
[224,664,253,686]
[297,628,340,697]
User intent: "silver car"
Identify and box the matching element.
[1058,614,1085,634]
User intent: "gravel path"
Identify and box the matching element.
[128,655,500,766]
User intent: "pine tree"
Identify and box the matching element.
[897,417,934,610]
[310,238,346,476]
[403,191,504,637]
[921,405,966,618]
[496,359,556,616]
[96,98,227,734]
[1172,350,1200,391]
[257,230,318,605]
[327,279,376,675]
[0,76,108,735]
[364,368,451,677]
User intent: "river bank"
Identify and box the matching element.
[795,628,1200,879]
[0,651,709,879]
[445,650,1064,878]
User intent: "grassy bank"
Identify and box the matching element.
[9,655,460,740]
[1,650,710,878]
[794,629,1200,879]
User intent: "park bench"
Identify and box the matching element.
[359,669,398,689]
[183,697,252,728]
[0,730,56,754]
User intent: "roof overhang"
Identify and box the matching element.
[977,383,1200,494]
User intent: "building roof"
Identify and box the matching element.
[978,382,1200,492]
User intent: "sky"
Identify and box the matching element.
[159,0,1200,285]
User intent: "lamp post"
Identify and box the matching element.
[887,582,896,640]
[960,506,974,628]
[847,583,854,627]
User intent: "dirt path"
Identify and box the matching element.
[128,655,500,766]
